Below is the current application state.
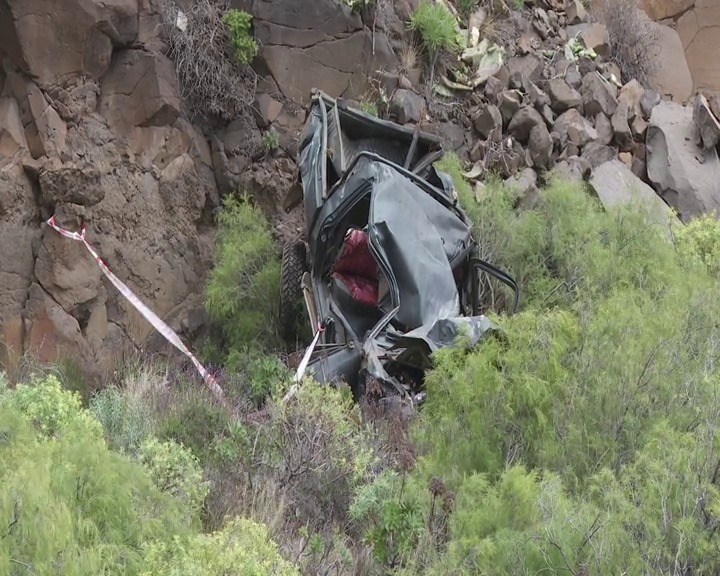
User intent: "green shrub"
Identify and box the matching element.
[359,99,379,116]
[222,9,259,65]
[349,470,427,566]
[205,194,281,351]
[155,384,231,466]
[674,211,720,277]
[2,374,103,440]
[0,377,191,575]
[138,437,209,522]
[456,0,478,16]
[443,466,602,574]
[90,384,155,453]
[258,381,378,532]
[227,350,291,407]
[408,0,460,76]
[392,162,720,574]
[261,128,280,152]
[141,516,299,576]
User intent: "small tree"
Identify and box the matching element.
[204,194,281,352]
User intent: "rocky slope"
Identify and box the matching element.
[0,0,719,384]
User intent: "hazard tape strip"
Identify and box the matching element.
[45,215,225,403]
[283,322,324,404]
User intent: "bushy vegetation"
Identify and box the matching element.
[409,0,460,82]
[141,517,299,576]
[9,153,720,574]
[205,194,281,353]
[222,9,259,65]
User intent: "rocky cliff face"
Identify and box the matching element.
[0,0,397,382]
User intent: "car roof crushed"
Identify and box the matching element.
[288,89,519,405]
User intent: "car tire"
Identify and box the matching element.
[279,241,308,346]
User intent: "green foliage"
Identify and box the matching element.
[674,211,720,277]
[90,385,154,453]
[261,128,280,152]
[141,516,300,576]
[138,438,209,521]
[222,9,258,65]
[210,419,251,465]
[259,381,378,531]
[205,194,281,351]
[359,99,379,116]
[0,376,191,576]
[155,384,231,466]
[398,156,720,574]
[444,466,603,574]
[408,1,460,59]
[227,350,291,407]
[2,374,103,439]
[349,471,426,566]
[456,0,478,16]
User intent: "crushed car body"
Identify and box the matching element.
[279,89,519,401]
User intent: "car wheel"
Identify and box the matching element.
[279,241,308,346]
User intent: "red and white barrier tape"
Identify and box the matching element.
[45,215,225,403]
[283,322,325,404]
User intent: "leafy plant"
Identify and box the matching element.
[408,0,460,83]
[2,374,103,439]
[141,517,300,576]
[90,384,155,453]
[674,211,720,277]
[456,0,478,16]
[349,470,427,566]
[205,194,281,351]
[258,381,378,532]
[155,384,231,466]
[222,9,259,65]
[0,376,191,575]
[261,128,280,152]
[138,437,209,522]
[359,99,379,117]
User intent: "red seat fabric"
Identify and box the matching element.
[332,229,379,307]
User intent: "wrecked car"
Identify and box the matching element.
[279,89,519,402]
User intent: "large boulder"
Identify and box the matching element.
[692,93,720,149]
[646,100,720,222]
[3,69,67,159]
[676,0,720,98]
[637,0,695,20]
[99,50,181,134]
[589,158,675,234]
[0,0,139,86]
[252,0,398,104]
[647,23,694,103]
